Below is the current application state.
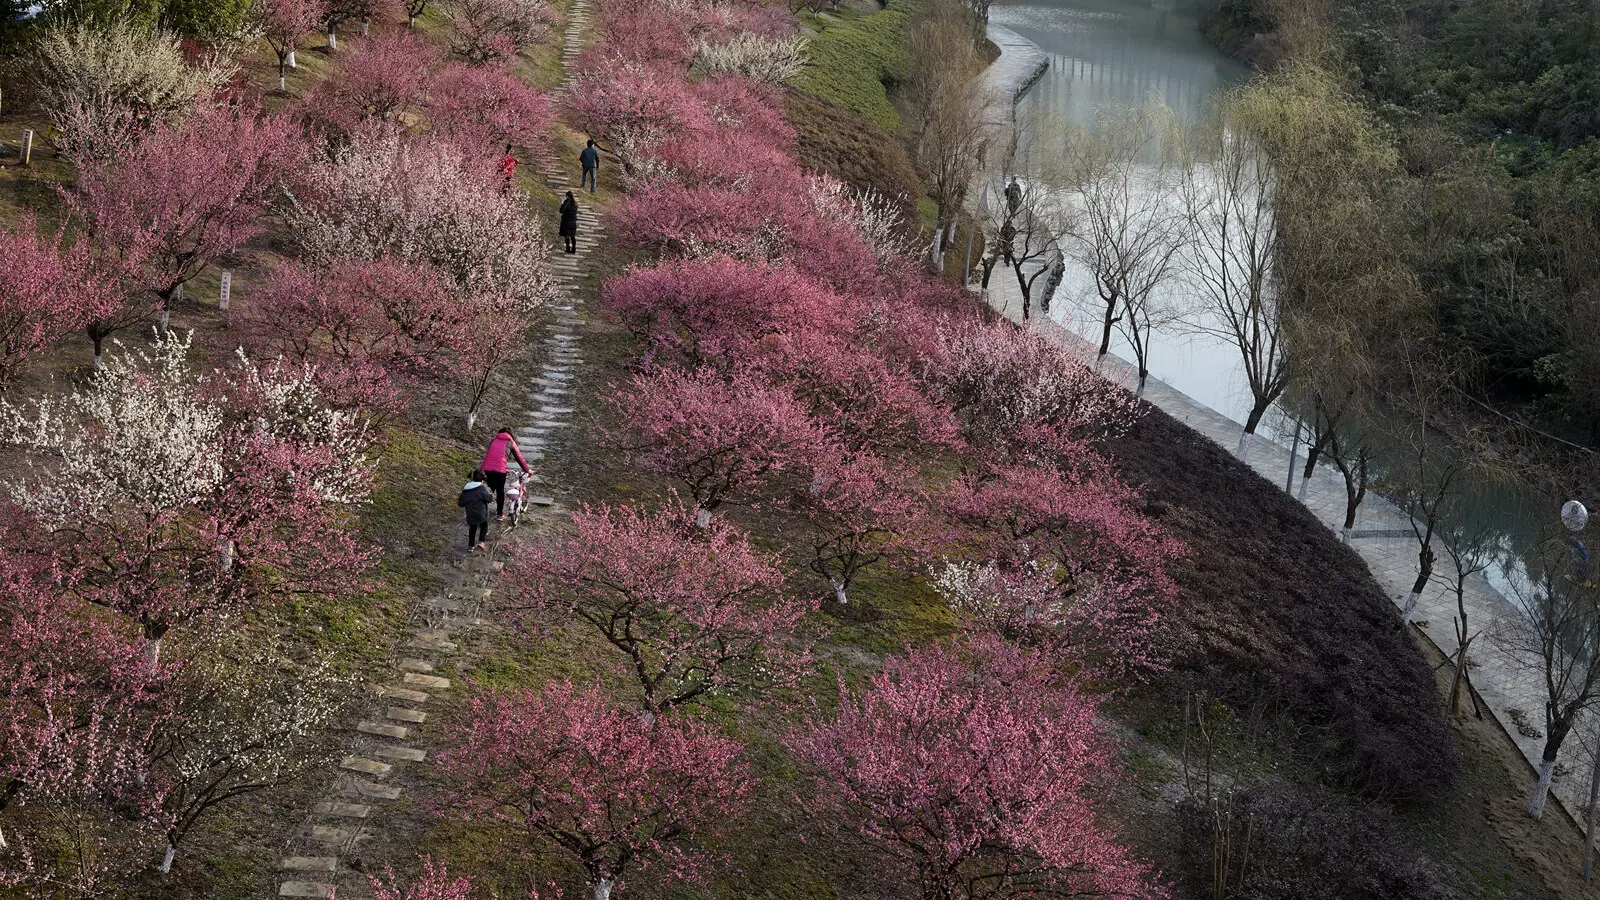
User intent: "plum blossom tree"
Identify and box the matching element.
[246,257,464,413]
[439,682,751,900]
[427,62,553,150]
[370,857,478,900]
[563,64,707,173]
[945,462,1180,634]
[603,256,845,368]
[261,0,327,90]
[926,319,1140,453]
[30,22,234,163]
[66,107,302,336]
[0,334,377,666]
[505,503,808,716]
[440,0,551,64]
[287,128,553,316]
[930,558,1162,682]
[789,452,922,605]
[0,553,161,854]
[0,218,123,389]
[805,174,917,269]
[607,367,832,519]
[690,31,808,84]
[789,638,1163,900]
[305,31,440,133]
[147,633,351,872]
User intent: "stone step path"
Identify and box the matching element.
[274,1,598,896]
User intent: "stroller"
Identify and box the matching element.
[504,471,531,526]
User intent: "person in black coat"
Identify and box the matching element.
[458,468,495,551]
[559,191,579,254]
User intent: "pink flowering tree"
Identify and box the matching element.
[0,334,377,667]
[440,0,551,64]
[66,107,302,336]
[926,320,1141,454]
[563,63,707,174]
[789,638,1164,900]
[789,451,923,605]
[754,332,961,456]
[0,218,123,389]
[602,256,845,369]
[590,0,694,64]
[607,367,832,520]
[261,0,327,90]
[439,682,751,900]
[427,62,553,150]
[370,858,482,900]
[0,552,162,854]
[304,31,440,134]
[505,502,809,716]
[246,257,467,413]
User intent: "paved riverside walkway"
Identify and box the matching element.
[274,4,597,896]
[977,19,1590,830]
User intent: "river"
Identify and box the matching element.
[983,0,1561,595]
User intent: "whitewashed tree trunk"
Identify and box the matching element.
[0,823,7,849]
[159,309,171,335]
[694,508,711,528]
[93,352,103,371]
[288,48,297,67]
[158,844,176,873]
[1135,378,1147,397]
[1234,429,1248,460]
[593,879,613,900]
[1297,475,1310,501]
[279,73,286,91]
[465,410,478,430]
[831,579,848,605]
[219,541,235,572]
[146,637,163,670]
[1401,589,1421,621]
[1341,525,1352,544]
[328,29,337,50]
[1531,757,1558,818]
[361,17,369,34]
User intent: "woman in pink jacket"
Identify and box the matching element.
[480,426,532,520]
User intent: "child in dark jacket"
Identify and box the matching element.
[458,468,495,551]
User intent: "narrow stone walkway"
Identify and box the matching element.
[274,3,598,896]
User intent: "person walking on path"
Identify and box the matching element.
[500,144,517,188]
[480,427,532,520]
[559,191,579,253]
[580,138,599,193]
[458,469,495,551]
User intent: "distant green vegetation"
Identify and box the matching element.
[791,0,923,133]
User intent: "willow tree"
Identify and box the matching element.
[1181,63,1400,436]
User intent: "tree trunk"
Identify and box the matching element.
[1242,396,1270,435]
[1098,296,1117,357]
[219,541,235,572]
[159,308,171,336]
[694,508,712,528]
[328,29,337,50]
[279,72,286,92]
[594,879,613,900]
[146,636,163,669]
[831,579,848,605]
[158,843,176,873]
[1531,754,1559,818]
[288,47,297,67]
[465,409,478,430]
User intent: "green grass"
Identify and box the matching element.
[791,0,925,133]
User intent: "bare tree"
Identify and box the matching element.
[1178,114,1286,436]
[1059,104,1189,391]
[1434,515,1504,719]
[1495,538,1600,818]
[915,8,990,272]
[980,120,1077,321]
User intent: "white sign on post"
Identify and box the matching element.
[219,273,232,311]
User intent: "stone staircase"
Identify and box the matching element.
[274,0,598,894]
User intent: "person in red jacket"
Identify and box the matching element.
[480,426,531,520]
[499,144,517,188]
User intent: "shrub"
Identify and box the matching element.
[1175,786,1462,900]
[1107,402,1457,800]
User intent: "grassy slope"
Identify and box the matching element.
[790,0,921,132]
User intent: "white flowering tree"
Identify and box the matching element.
[0,333,377,666]
[148,632,353,872]
[692,32,809,84]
